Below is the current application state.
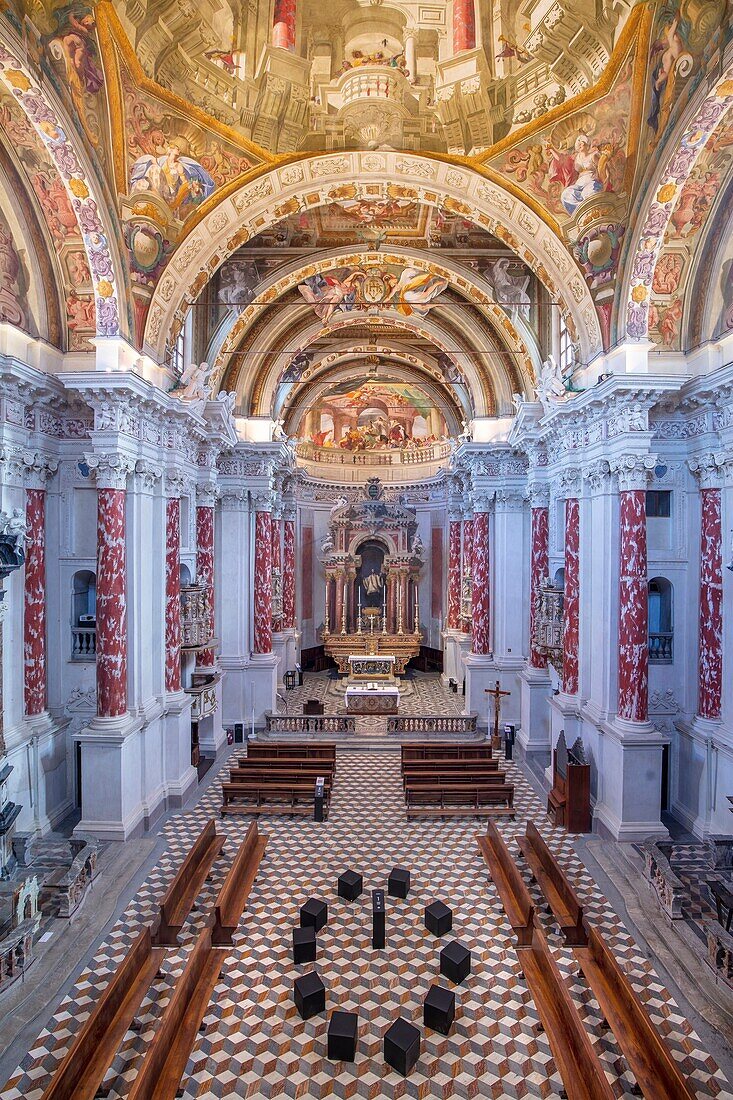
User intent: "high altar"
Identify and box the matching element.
[322,478,423,674]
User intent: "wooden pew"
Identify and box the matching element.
[402,767,505,788]
[152,820,225,946]
[127,927,226,1100]
[40,926,165,1100]
[573,923,697,1100]
[518,820,587,946]
[476,823,534,945]
[230,758,334,775]
[229,767,333,790]
[246,742,336,766]
[222,779,330,817]
[518,925,615,1100]
[211,821,268,946]
[401,743,492,765]
[400,757,499,775]
[405,781,514,817]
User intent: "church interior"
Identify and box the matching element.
[0,0,732,1096]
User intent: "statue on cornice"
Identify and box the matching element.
[174,361,216,414]
[1,508,27,548]
[458,418,472,441]
[272,418,287,441]
[534,355,568,412]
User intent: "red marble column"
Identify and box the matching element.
[283,516,296,629]
[272,0,296,50]
[97,489,128,718]
[388,573,397,633]
[447,519,461,629]
[453,0,476,52]
[461,517,474,633]
[24,489,46,716]
[698,488,723,719]
[254,509,273,653]
[165,497,182,693]
[471,510,490,654]
[529,505,549,670]
[334,570,345,634]
[562,498,580,694]
[196,503,216,668]
[617,490,649,722]
[271,515,283,633]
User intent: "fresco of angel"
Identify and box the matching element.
[298,271,362,323]
[383,267,448,316]
[130,144,216,220]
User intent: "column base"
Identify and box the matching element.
[163,691,198,808]
[247,652,280,728]
[6,712,72,837]
[441,629,469,687]
[74,712,146,841]
[463,652,497,730]
[273,628,299,685]
[591,715,670,842]
[196,673,227,758]
[517,665,552,757]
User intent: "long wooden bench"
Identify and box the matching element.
[518,820,587,946]
[402,768,505,788]
[402,743,492,764]
[127,927,226,1100]
[229,767,333,790]
[222,780,330,817]
[152,820,225,946]
[518,925,615,1100]
[400,757,499,774]
[574,923,697,1100]
[476,823,534,945]
[211,821,268,946]
[230,758,335,775]
[40,926,165,1100]
[406,782,514,817]
[246,742,336,766]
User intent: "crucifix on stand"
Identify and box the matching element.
[485,680,510,749]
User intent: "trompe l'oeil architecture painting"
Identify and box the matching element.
[0,0,732,1097]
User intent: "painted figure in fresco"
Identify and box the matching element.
[648,8,692,136]
[383,266,448,316]
[47,7,103,145]
[363,571,384,596]
[0,213,28,331]
[298,271,362,323]
[218,262,260,308]
[281,348,314,383]
[496,34,532,64]
[716,258,733,338]
[130,145,216,220]
[66,291,96,329]
[554,134,604,214]
[486,258,531,320]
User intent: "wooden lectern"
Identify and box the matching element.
[547,731,591,833]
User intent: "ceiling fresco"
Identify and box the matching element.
[299,379,449,451]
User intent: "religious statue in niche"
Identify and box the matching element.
[362,570,384,596]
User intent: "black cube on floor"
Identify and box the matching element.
[327,1010,358,1061]
[424,900,453,936]
[300,897,328,931]
[338,870,363,901]
[388,867,410,899]
[383,1017,421,1076]
[294,971,326,1020]
[423,984,455,1035]
[440,940,471,984]
[292,926,317,964]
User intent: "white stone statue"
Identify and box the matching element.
[217,390,237,416]
[330,495,348,516]
[363,570,384,595]
[272,418,287,441]
[176,362,215,411]
[534,355,567,412]
[511,392,524,413]
[320,534,334,555]
[458,418,472,441]
[1,507,27,547]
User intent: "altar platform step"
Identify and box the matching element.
[250,726,488,752]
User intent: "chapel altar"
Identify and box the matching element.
[321,478,422,675]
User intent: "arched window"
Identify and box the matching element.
[553,567,565,590]
[648,577,673,662]
[180,562,192,587]
[71,570,96,660]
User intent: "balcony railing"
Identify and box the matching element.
[71,626,96,661]
[649,632,673,663]
[181,584,212,649]
[295,440,452,466]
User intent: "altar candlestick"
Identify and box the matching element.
[324,580,330,635]
[341,580,347,635]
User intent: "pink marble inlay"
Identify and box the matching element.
[272,0,295,49]
[283,518,296,629]
[165,498,182,693]
[254,510,273,654]
[447,520,461,629]
[271,517,283,632]
[562,498,580,694]
[698,487,722,720]
[196,505,216,668]
[529,506,549,670]
[24,488,46,716]
[471,512,490,655]
[618,490,648,722]
[97,488,127,718]
[462,518,474,633]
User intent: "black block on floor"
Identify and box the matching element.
[294,970,325,1020]
[388,867,410,899]
[424,900,453,936]
[300,896,328,931]
[383,1016,421,1076]
[338,870,363,901]
[327,1010,358,1061]
[440,940,471,984]
[292,926,316,964]
[423,984,455,1035]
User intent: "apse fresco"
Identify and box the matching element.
[303,382,448,452]
[298,265,448,322]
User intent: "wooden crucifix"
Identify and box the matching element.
[485,680,511,748]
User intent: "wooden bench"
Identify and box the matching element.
[402,767,505,788]
[573,923,697,1100]
[405,782,514,817]
[401,743,492,764]
[222,780,330,817]
[400,757,499,775]
[40,926,165,1100]
[476,823,534,945]
[127,927,226,1100]
[229,767,333,790]
[211,821,268,946]
[230,758,335,775]
[518,925,615,1100]
[152,819,225,946]
[246,742,336,766]
[518,820,587,946]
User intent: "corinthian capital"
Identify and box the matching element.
[196,483,220,508]
[22,451,59,490]
[525,482,550,509]
[84,452,136,490]
[609,453,657,492]
[688,451,727,490]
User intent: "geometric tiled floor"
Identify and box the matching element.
[1,749,731,1099]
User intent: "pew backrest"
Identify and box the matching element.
[153,820,225,946]
[476,822,533,943]
[212,822,268,945]
[521,821,585,944]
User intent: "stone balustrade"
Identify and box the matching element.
[55,836,99,918]
[386,713,478,734]
[0,918,37,993]
[264,712,356,734]
[642,839,686,920]
[71,625,96,660]
[706,921,733,989]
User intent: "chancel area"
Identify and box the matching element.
[0,0,733,1096]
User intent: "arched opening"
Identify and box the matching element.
[553,567,565,590]
[71,570,96,660]
[648,577,673,663]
